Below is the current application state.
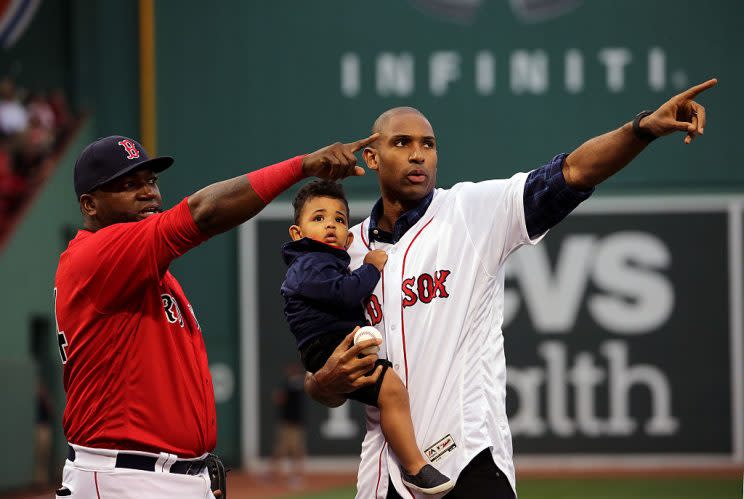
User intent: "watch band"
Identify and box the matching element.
[632,110,658,143]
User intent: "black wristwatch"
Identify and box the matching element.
[632,110,658,143]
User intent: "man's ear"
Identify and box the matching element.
[363,147,379,172]
[344,231,354,249]
[80,194,96,217]
[289,225,303,241]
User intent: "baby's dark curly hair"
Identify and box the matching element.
[292,180,350,224]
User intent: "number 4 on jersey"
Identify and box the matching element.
[54,288,68,364]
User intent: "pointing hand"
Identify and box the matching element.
[638,78,717,144]
[302,133,380,180]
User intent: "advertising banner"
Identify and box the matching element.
[240,197,743,464]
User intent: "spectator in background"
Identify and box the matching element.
[14,113,54,177]
[0,134,27,220]
[49,88,72,135]
[0,135,14,181]
[270,362,307,488]
[0,78,74,248]
[26,92,55,132]
[0,77,28,137]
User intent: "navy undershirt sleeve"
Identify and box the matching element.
[523,153,595,238]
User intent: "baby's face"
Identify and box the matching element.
[294,196,351,248]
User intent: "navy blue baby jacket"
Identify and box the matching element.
[281,237,381,348]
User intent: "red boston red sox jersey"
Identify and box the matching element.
[54,198,215,458]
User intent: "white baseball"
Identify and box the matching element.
[353,326,383,355]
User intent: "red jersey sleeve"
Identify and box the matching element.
[70,198,207,313]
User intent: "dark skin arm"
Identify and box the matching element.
[562,79,717,190]
[304,328,383,407]
[187,134,378,236]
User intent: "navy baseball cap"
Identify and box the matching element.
[74,135,174,198]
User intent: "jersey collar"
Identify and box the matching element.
[368,190,434,244]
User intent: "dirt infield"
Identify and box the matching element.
[227,471,357,498]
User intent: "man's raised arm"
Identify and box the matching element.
[187,134,378,236]
[562,79,717,190]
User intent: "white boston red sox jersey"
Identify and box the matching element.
[348,172,544,498]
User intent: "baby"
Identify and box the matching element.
[281,180,453,494]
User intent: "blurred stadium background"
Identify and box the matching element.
[1,0,742,497]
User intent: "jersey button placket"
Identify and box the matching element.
[385,245,404,383]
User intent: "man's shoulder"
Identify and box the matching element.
[59,217,162,276]
[446,173,529,200]
[58,229,99,268]
[449,174,527,190]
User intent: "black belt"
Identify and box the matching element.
[67,445,207,475]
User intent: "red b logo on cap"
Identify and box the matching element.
[118,139,140,160]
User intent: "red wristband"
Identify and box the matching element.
[246,155,305,203]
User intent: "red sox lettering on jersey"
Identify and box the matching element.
[161,293,202,330]
[366,294,383,325]
[162,293,185,326]
[348,173,543,498]
[401,270,451,307]
[367,270,452,322]
[117,139,141,159]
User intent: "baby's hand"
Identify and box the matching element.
[364,250,388,271]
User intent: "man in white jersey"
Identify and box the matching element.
[306,78,717,498]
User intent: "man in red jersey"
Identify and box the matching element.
[53,134,383,499]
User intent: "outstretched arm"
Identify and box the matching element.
[188,134,378,236]
[562,79,717,190]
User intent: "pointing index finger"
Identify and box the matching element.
[681,78,718,99]
[348,132,381,152]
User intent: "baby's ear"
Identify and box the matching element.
[289,225,303,241]
[344,231,355,249]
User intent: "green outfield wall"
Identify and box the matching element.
[151,0,742,468]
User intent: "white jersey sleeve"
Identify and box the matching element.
[452,171,545,276]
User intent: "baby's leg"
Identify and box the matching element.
[377,369,427,475]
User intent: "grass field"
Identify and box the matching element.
[278,477,742,499]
